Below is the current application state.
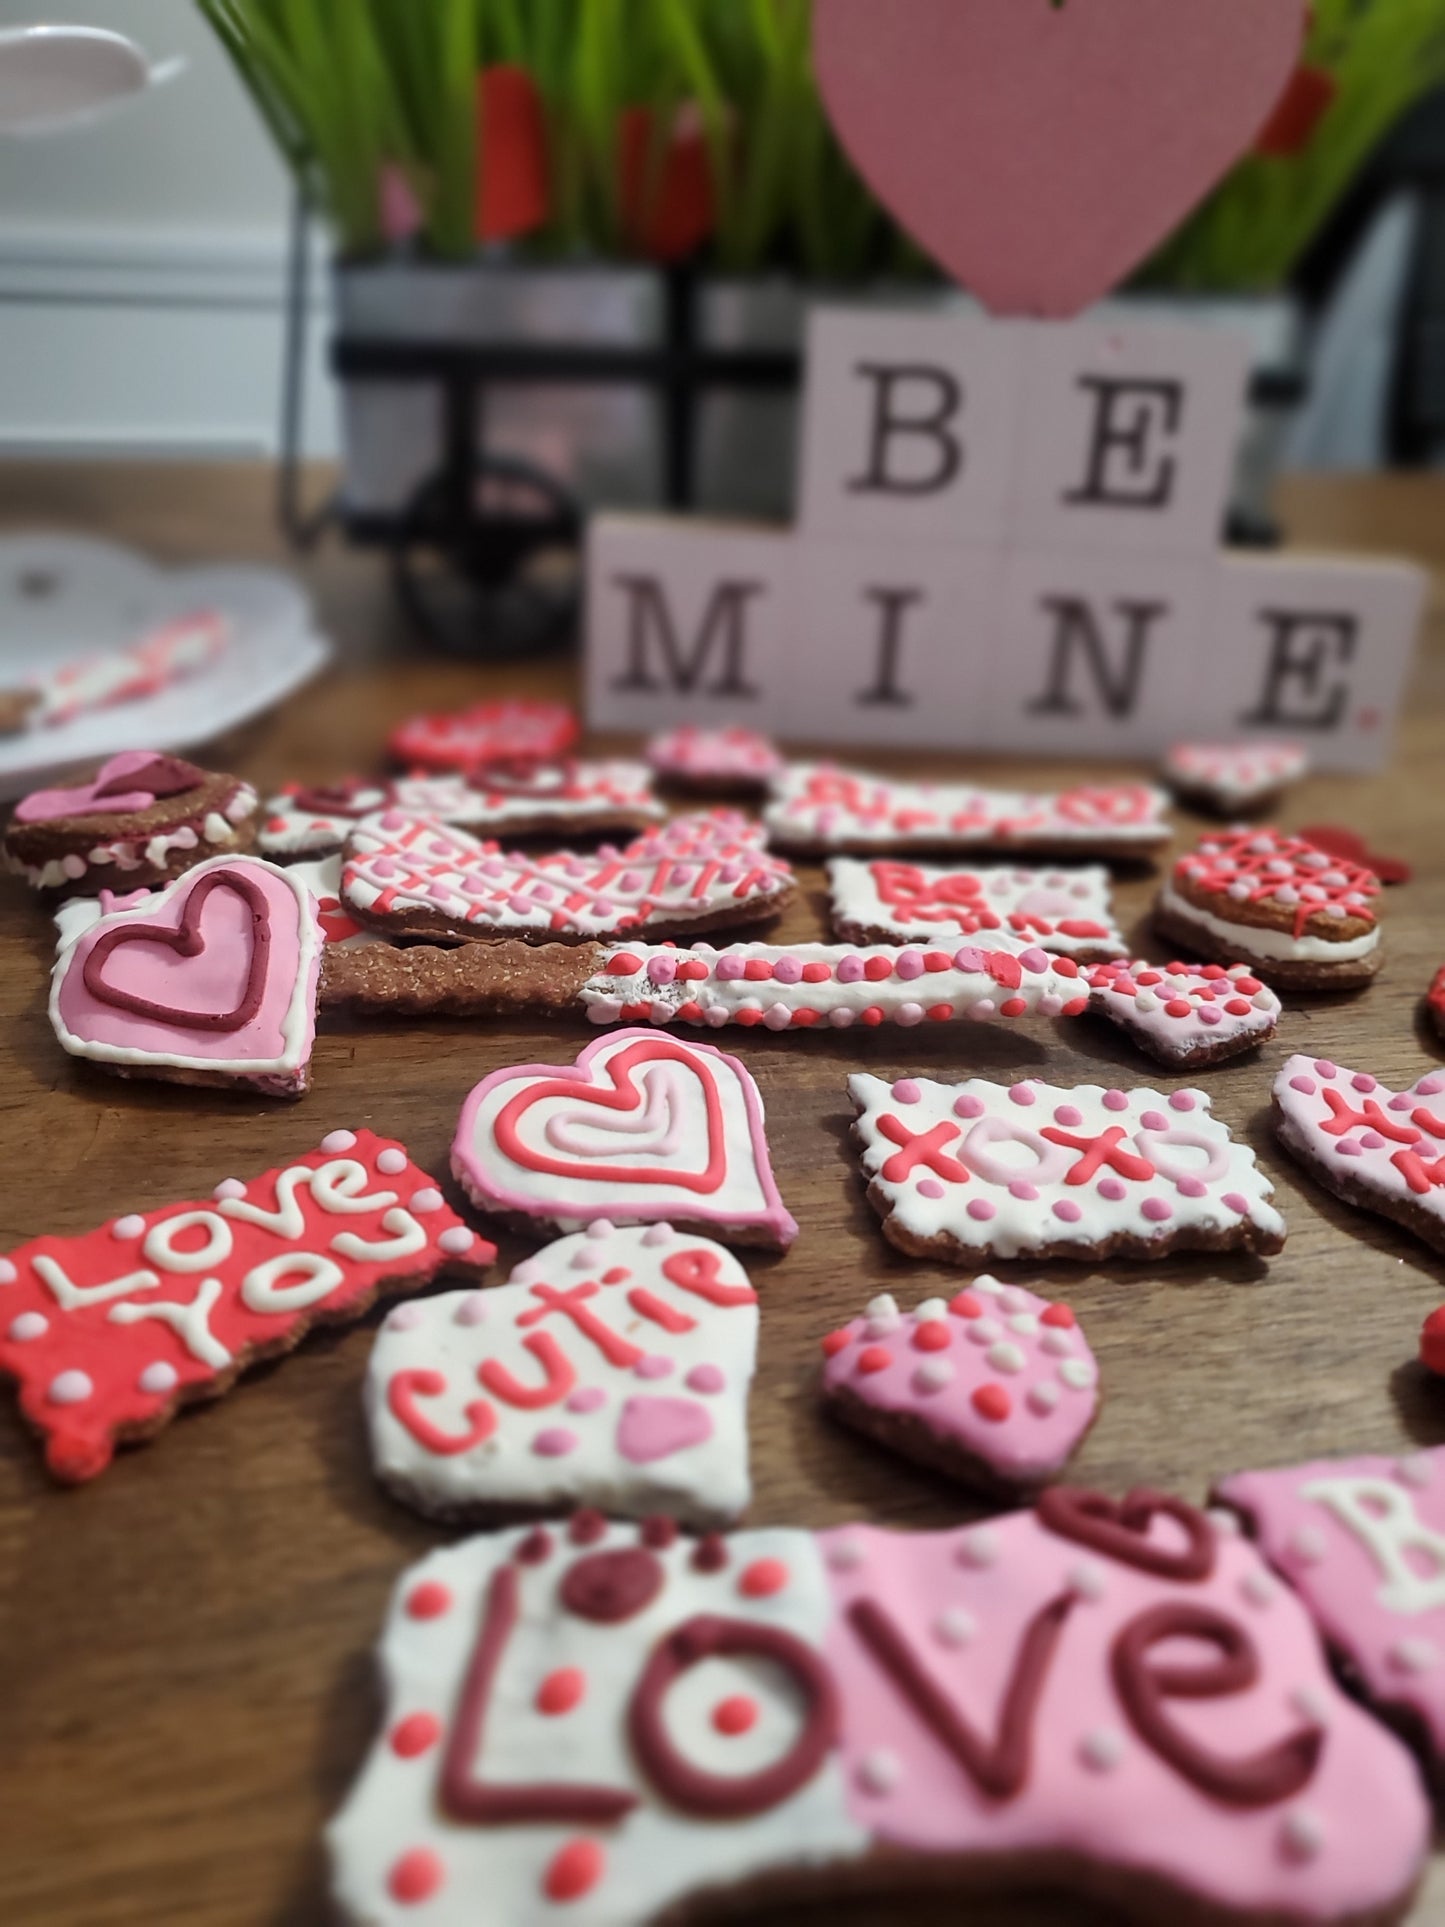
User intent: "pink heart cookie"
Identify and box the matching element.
[452,1028,797,1248]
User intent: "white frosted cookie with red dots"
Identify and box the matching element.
[258,777,393,859]
[849,1073,1285,1265]
[647,725,783,793]
[388,759,665,838]
[1162,742,1308,815]
[1155,826,1382,988]
[828,857,1127,961]
[819,1280,1098,1496]
[0,1131,492,1483]
[1083,959,1281,1067]
[1272,1056,1445,1257]
[365,1224,758,1528]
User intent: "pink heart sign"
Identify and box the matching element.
[813,0,1306,315]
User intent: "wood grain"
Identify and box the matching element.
[2,464,1444,1926]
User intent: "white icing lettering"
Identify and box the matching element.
[143,1210,234,1275]
[109,1276,232,1368]
[329,1208,427,1264]
[33,1253,160,1311]
[1301,1476,1445,1615]
[241,1250,346,1314]
[218,1164,315,1240]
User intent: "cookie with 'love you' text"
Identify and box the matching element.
[452,1029,797,1249]
[326,1493,1428,1927]
[366,1223,757,1527]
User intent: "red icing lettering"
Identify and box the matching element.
[388,1370,498,1456]
[518,1282,644,1369]
[478,1330,578,1408]
[660,1247,758,1307]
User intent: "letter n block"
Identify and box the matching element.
[584,514,791,732]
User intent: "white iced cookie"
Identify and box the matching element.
[828,856,1126,958]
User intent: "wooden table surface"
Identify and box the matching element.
[3,464,1445,1927]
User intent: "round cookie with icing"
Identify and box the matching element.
[387,698,578,772]
[820,1279,1098,1496]
[5,750,259,896]
[366,1223,758,1527]
[1155,826,1381,988]
[1083,958,1281,1067]
[1162,741,1307,815]
[646,726,783,794]
[258,777,393,859]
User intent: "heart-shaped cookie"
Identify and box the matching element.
[49,854,322,1096]
[452,1029,797,1247]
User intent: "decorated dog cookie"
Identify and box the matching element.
[646,725,782,792]
[17,609,229,732]
[389,760,664,839]
[1081,959,1281,1067]
[1155,826,1382,988]
[1162,741,1307,815]
[258,777,393,859]
[326,1497,1427,1927]
[342,810,794,945]
[1217,1447,1445,1785]
[49,853,323,1097]
[453,1029,797,1249]
[387,698,578,771]
[1272,1055,1445,1256]
[850,1072,1285,1264]
[820,1279,1097,1496]
[366,1224,757,1527]
[5,750,259,895]
[766,762,1171,858]
[0,1130,490,1482]
[828,856,1126,960]
[1427,965,1445,1042]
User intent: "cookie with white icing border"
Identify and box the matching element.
[1162,741,1307,815]
[828,856,1126,960]
[452,1029,798,1249]
[366,1224,757,1527]
[389,759,664,839]
[258,776,393,859]
[1272,1055,1445,1256]
[646,725,783,793]
[326,1499,1428,1927]
[0,1129,491,1482]
[1155,826,1382,988]
[1082,958,1281,1067]
[5,749,258,896]
[820,1280,1098,1496]
[850,1072,1285,1264]
[386,698,578,772]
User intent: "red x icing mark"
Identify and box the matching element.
[1318,1090,1421,1145]
[1039,1124,1155,1186]
[877,1114,970,1185]
[1391,1148,1445,1196]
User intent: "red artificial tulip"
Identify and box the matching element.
[617,102,716,262]
[1254,64,1337,157]
[477,64,549,242]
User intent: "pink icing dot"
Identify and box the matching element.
[454,1294,488,1326]
[686,1363,726,1394]
[1177,1177,1207,1198]
[1140,1110,1167,1131]
[773,956,803,985]
[139,1361,178,1396]
[916,1178,946,1200]
[111,1214,145,1240]
[1009,1084,1036,1107]
[385,1304,424,1332]
[836,955,865,983]
[1222,1192,1248,1214]
[1053,1105,1083,1127]
[1335,1140,1363,1157]
[566,1386,607,1414]
[0,1258,14,1285]
[1418,1075,1445,1097]
[895,950,925,981]
[9,1311,47,1342]
[966,1198,997,1221]
[1052,1199,1082,1223]
[647,956,676,985]
[634,1355,675,1379]
[1097,1178,1126,1201]
[953,1094,984,1119]
[1313,1060,1337,1078]
[1289,1077,1316,1095]
[48,1370,93,1404]
[716,955,746,981]
[1359,1132,1386,1151]
[891,1079,922,1103]
[1141,1197,1173,1221]
[533,1428,579,1456]
[953,946,988,972]
[1168,1090,1196,1112]
[410,1188,443,1213]
[212,1178,246,1202]
[1198,1006,1221,1026]
[1102,1089,1127,1112]
[1018,947,1050,972]
[1352,1073,1377,1092]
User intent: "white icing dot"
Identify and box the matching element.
[111,1214,146,1240]
[1026,1382,1060,1415]
[572,1243,604,1270]
[971,1276,1004,1297]
[915,1297,948,1321]
[376,1148,408,1175]
[212,1178,246,1202]
[997,1285,1030,1313]
[409,1188,443,1214]
[1242,1569,1277,1608]
[1040,1328,1073,1358]
[8,1310,47,1342]
[866,1292,900,1321]
[0,1258,15,1285]
[865,1313,902,1340]
[1390,1636,1439,1674]
[585,1218,615,1238]
[985,1341,1026,1375]
[934,1606,976,1648]
[1280,1806,1325,1863]
[385,1303,424,1332]
[641,1222,674,1246]
[1289,1525,1328,1564]
[320,1129,357,1153]
[1291,1685,1329,1725]
[1206,1506,1241,1538]
[48,1369,93,1405]
[1058,1359,1096,1391]
[1079,1727,1125,1772]
[453,1294,488,1326]
[966,1317,1004,1346]
[955,1527,998,1569]
[1007,1312,1040,1336]
[827,1538,866,1572]
[139,1361,178,1396]
[856,1748,901,1795]
[913,1359,954,1394]
[1396,1453,1435,1489]
[1068,1560,1106,1601]
[438,1227,474,1256]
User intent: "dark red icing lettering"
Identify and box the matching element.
[560,1548,665,1624]
[1036,1486,1215,1582]
[472,755,583,797]
[82,868,272,1033]
[94,754,205,803]
[289,779,376,816]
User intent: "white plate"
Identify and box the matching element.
[0,534,330,800]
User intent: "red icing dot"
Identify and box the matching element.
[972,1383,1012,1422]
[739,1557,788,1598]
[926,1003,954,1021]
[1054,956,1080,978]
[733,1007,763,1026]
[1164,998,1192,1018]
[390,1712,442,1758]
[860,1005,885,1026]
[1061,995,1089,1017]
[405,1581,452,1620]
[544,1838,605,1904]
[950,1291,983,1319]
[641,1515,677,1548]
[801,961,830,982]
[712,1693,759,1736]
[913,1322,950,1352]
[1201,964,1227,980]
[857,1345,893,1374]
[864,955,893,981]
[536,1666,587,1716]
[743,958,774,980]
[677,958,709,980]
[1421,1307,1445,1376]
[1235,976,1263,995]
[606,952,642,976]
[821,1329,852,1357]
[388,1848,444,1904]
[1224,997,1252,1016]
[1135,970,1162,986]
[1000,996,1027,1018]
[924,951,952,972]
[568,1508,607,1544]
[601,1266,630,1284]
[1040,1303,1076,1329]
[517,1527,553,1565]
[792,1007,820,1026]
[692,1532,728,1572]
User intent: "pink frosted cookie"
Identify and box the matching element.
[828,856,1126,960]
[819,1279,1097,1495]
[1217,1447,1445,1785]
[452,1029,797,1249]
[366,1223,757,1527]
[327,1494,1427,1927]
[646,725,783,792]
[1163,741,1307,815]
[387,698,578,772]
[850,1072,1285,1264]
[389,759,664,839]
[1082,958,1281,1067]
[0,1130,491,1482]
[1272,1055,1445,1256]
[766,761,1171,858]
[48,853,323,1097]
[1155,825,1382,988]
[258,776,393,859]
[342,809,794,944]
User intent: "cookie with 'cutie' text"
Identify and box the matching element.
[366,1223,757,1527]
[0,1129,490,1481]
[850,1072,1284,1265]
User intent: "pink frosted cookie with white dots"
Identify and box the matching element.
[849,1073,1285,1265]
[819,1279,1098,1496]
[1216,1446,1445,1786]
[1083,958,1281,1067]
[0,1131,492,1483]
[365,1223,758,1528]
[646,725,783,793]
[1162,741,1307,815]
[1272,1055,1445,1257]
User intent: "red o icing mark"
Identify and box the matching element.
[388,1370,498,1457]
[848,1591,1074,1801]
[1420,1306,1445,1375]
[388,1847,444,1904]
[627,1286,697,1333]
[738,1557,788,1598]
[405,1580,452,1619]
[1318,1088,1420,1144]
[660,1247,758,1307]
[712,1693,759,1736]
[568,1508,607,1544]
[877,1115,970,1186]
[561,1547,666,1623]
[391,1712,442,1758]
[95,754,205,802]
[82,868,273,1033]
[629,1614,838,1816]
[478,1330,578,1409]
[1391,1147,1445,1196]
[1038,1123,1155,1186]
[518,1282,644,1369]
[543,1838,606,1904]
[441,1563,638,1824]
[1112,1602,1323,1805]
[1037,1487,1216,1582]
[536,1667,587,1716]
